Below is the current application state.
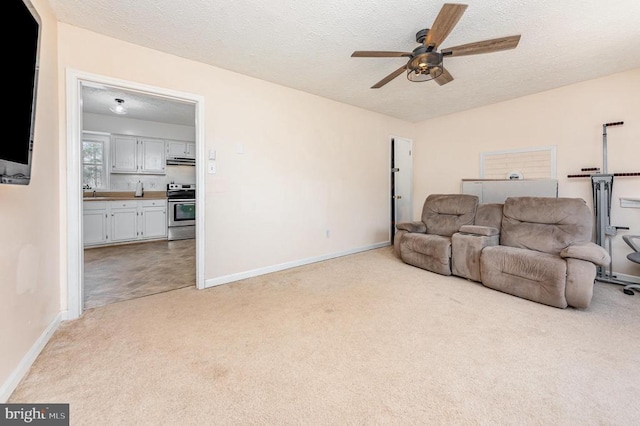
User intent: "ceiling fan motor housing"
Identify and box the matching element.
[416,28,430,45]
[407,47,443,82]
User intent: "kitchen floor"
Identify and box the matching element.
[83,239,195,309]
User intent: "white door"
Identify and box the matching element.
[392,137,413,238]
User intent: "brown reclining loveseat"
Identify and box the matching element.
[395,195,611,309]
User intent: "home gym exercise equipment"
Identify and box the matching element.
[622,235,640,295]
[567,121,640,294]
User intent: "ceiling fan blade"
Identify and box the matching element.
[433,67,454,86]
[425,3,468,49]
[441,35,521,57]
[371,64,408,89]
[351,51,413,58]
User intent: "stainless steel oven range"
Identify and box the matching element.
[167,183,195,241]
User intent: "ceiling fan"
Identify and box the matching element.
[351,3,521,88]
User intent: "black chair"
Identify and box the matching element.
[622,235,640,295]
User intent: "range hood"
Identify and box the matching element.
[166,157,195,166]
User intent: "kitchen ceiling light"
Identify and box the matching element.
[110,98,127,115]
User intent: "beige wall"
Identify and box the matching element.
[413,68,640,276]
[57,24,414,281]
[0,0,60,395]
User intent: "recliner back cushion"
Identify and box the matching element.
[421,194,478,237]
[474,203,504,229]
[500,197,592,255]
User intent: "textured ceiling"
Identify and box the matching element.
[54,0,640,123]
[82,85,195,126]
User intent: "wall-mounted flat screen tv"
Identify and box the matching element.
[0,0,40,185]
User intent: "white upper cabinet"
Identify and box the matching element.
[167,140,187,158]
[166,140,196,159]
[139,138,166,173]
[111,135,166,174]
[185,142,196,159]
[111,135,137,173]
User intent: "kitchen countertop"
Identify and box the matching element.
[83,191,167,201]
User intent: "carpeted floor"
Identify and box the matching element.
[9,246,640,425]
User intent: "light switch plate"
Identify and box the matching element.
[208,161,216,174]
[209,149,216,160]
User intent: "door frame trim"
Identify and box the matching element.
[65,69,206,319]
[389,135,413,242]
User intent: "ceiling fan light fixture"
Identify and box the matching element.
[351,3,521,89]
[110,98,127,115]
[407,52,443,82]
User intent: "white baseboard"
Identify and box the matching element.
[0,311,64,402]
[205,241,391,288]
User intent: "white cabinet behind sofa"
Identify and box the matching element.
[461,179,558,204]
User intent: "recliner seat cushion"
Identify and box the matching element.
[400,233,452,276]
[481,245,568,308]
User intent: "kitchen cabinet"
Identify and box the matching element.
[83,199,167,247]
[111,135,166,174]
[139,138,166,173]
[110,201,139,242]
[111,135,137,173]
[166,140,196,159]
[83,202,109,246]
[185,143,196,158]
[139,200,167,240]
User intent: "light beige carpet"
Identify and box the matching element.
[9,247,640,425]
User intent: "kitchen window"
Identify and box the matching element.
[82,132,110,191]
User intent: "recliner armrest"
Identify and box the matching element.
[560,242,611,267]
[458,225,499,237]
[396,221,427,233]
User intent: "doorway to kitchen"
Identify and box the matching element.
[66,70,206,319]
[80,85,198,309]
